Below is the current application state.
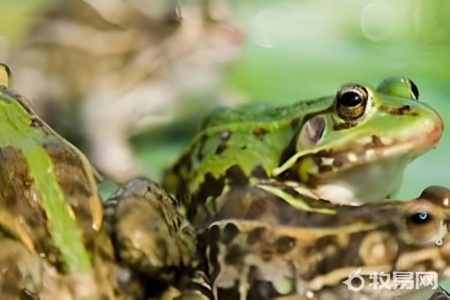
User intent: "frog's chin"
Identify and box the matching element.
[312,156,411,205]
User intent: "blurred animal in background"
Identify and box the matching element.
[8,0,244,182]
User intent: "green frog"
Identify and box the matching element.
[0,63,118,299]
[163,77,443,227]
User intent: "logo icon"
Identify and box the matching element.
[342,268,365,292]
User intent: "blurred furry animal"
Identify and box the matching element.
[9,0,243,181]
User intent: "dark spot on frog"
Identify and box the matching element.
[275,236,296,254]
[379,104,415,116]
[217,287,241,300]
[370,135,384,148]
[225,165,249,187]
[247,227,266,245]
[252,127,266,137]
[195,134,209,162]
[208,224,221,241]
[222,222,239,243]
[277,169,299,182]
[290,117,301,130]
[261,249,273,261]
[314,150,348,169]
[333,122,356,131]
[30,118,44,129]
[332,155,346,168]
[206,225,221,280]
[216,143,228,154]
[318,165,333,173]
[250,166,268,179]
[192,174,225,219]
[225,245,247,265]
[316,149,331,157]
[249,279,288,299]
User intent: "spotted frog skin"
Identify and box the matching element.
[108,178,450,300]
[0,64,118,299]
[200,183,450,300]
[163,77,443,228]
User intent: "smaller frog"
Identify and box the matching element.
[201,184,450,300]
[106,174,450,300]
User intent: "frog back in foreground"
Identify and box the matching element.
[0,64,114,298]
[163,77,443,226]
[201,183,450,300]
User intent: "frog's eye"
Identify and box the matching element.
[405,199,445,243]
[409,212,432,225]
[335,84,368,120]
[376,77,420,100]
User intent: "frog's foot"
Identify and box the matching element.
[103,178,197,279]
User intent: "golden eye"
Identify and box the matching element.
[335,84,369,120]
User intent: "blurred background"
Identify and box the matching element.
[1,0,450,290]
[2,0,447,198]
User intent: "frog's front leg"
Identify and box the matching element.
[104,178,198,296]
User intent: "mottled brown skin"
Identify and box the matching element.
[103,179,200,298]
[197,183,450,300]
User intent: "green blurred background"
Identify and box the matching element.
[1,0,449,289]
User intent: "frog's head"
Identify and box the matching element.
[274,77,444,205]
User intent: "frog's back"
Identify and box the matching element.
[200,97,331,130]
[163,96,334,223]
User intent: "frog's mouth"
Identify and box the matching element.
[275,118,442,180]
[273,120,443,204]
